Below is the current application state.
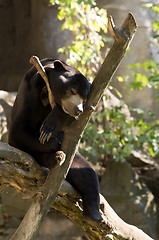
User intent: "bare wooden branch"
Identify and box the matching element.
[0,12,147,240]
[30,56,55,109]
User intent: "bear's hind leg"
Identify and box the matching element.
[66,152,106,227]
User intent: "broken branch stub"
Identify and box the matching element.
[86,13,137,112]
[108,12,137,43]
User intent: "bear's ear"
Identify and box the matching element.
[54,60,66,71]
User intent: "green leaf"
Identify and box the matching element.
[118,76,124,82]
[152,20,159,32]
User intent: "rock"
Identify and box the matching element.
[37,214,83,240]
[0,187,83,240]
[100,161,158,239]
[0,91,16,141]
[1,187,31,219]
[104,88,131,121]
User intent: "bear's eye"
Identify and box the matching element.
[70,89,76,95]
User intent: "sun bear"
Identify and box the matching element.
[9,58,105,226]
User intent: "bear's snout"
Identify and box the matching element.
[61,94,85,117]
[75,103,83,115]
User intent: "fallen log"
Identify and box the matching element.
[0,142,153,239]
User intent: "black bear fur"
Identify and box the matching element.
[9,58,105,226]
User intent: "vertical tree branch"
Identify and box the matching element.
[10,13,137,240]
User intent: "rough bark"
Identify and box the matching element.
[0,12,150,240]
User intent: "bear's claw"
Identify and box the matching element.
[39,130,49,144]
[39,125,53,144]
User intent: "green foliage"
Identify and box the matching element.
[80,99,159,162]
[50,0,108,81]
[123,3,159,93]
[118,3,159,100]
[80,103,135,162]
[50,0,159,162]
[145,3,159,33]
[115,4,159,159]
[120,61,159,97]
[118,2,159,96]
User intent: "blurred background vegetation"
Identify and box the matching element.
[49,0,159,163]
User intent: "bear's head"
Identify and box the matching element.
[45,60,90,117]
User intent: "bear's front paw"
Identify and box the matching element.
[55,151,66,167]
[39,108,64,144]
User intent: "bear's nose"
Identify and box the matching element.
[76,103,83,115]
